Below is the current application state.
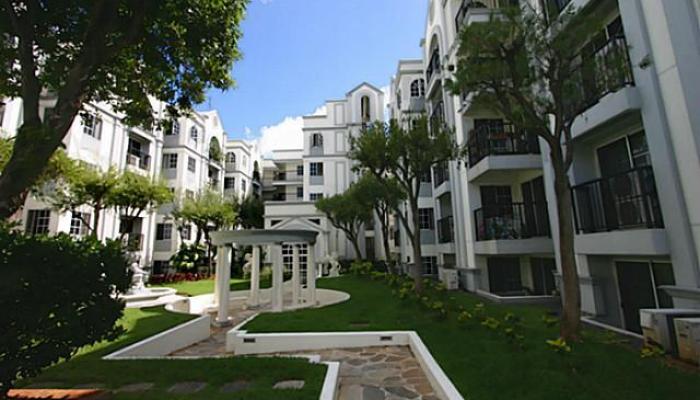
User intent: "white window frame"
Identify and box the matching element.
[69,211,90,236]
[156,223,173,240]
[163,153,178,169]
[26,209,51,235]
[418,208,435,230]
[310,162,324,176]
[82,112,102,139]
[312,133,323,147]
[187,157,196,173]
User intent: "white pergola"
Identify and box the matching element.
[209,229,319,325]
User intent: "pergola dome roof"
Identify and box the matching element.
[210,229,318,247]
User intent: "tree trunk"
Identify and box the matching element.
[92,205,103,238]
[409,200,424,293]
[0,124,63,219]
[553,161,581,341]
[350,235,363,261]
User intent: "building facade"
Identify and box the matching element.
[263,83,385,266]
[0,97,260,274]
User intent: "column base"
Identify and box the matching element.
[213,317,234,327]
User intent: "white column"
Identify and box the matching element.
[216,245,232,325]
[271,244,284,312]
[306,243,317,306]
[249,245,260,307]
[292,245,301,306]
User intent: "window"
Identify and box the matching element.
[361,96,371,123]
[226,152,236,164]
[69,212,90,236]
[418,208,435,230]
[185,190,195,200]
[296,165,304,176]
[187,157,196,173]
[396,90,402,110]
[423,256,438,275]
[182,224,192,241]
[26,209,51,235]
[0,101,5,127]
[163,154,178,169]
[152,260,169,275]
[82,112,102,139]
[224,177,235,189]
[310,193,324,201]
[241,179,247,193]
[156,223,173,240]
[167,119,180,136]
[311,133,323,147]
[282,244,308,274]
[310,162,324,176]
[410,79,426,97]
[297,187,304,199]
[190,126,199,142]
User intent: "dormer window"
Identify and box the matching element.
[190,126,199,142]
[361,96,371,123]
[226,152,236,164]
[167,119,180,136]
[410,79,425,97]
[311,133,323,148]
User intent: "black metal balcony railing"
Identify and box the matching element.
[565,35,634,119]
[126,151,151,170]
[433,162,450,188]
[438,216,455,243]
[467,123,540,166]
[426,49,441,83]
[572,166,664,234]
[272,193,286,202]
[429,101,445,134]
[474,202,550,241]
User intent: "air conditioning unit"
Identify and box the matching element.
[674,318,700,364]
[640,309,700,355]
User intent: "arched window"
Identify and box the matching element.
[190,126,199,142]
[311,133,323,147]
[410,79,425,98]
[170,120,180,136]
[226,152,236,164]
[361,96,371,123]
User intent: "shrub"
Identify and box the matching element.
[349,260,373,276]
[169,243,207,272]
[546,337,572,354]
[640,344,665,359]
[0,229,130,395]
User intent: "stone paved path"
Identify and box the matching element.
[291,346,439,400]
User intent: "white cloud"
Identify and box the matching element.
[255,116,304,157]
[312,105,327,116]
[243,126,253,139]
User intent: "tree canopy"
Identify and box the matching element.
[0,0,248,218]
[350,117,458,290]
[315,186,374,260]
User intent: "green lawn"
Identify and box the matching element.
[152,277,271,297]
[21,307,325,399]
[245,275,700,400]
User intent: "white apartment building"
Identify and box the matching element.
[0,96,260,275]
[263,83,385,267]
[400,0,700,334]
[224,139,261,200]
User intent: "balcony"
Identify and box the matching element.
[467,123,540,166]
[455,0,516,33]
[125,151,150,170]
[474,202,550,242]
[426,50,441,85]
[433,162,450,188]
[438,216,455,244]
[572,166,663,234]
[565,34,634,120]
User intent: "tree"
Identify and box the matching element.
[350,117,457,291]
[315,189,372,260]
[235,195,264,229]
[108,171,173,241]
[172,190,236,273]
[0,1,247,219]
[49,165,120,236]
[0,228,129,395]
[352,173,405,271]
[448,5,616,340]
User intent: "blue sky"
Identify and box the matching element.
[200,0,427,154]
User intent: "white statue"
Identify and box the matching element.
[129,261,147,294]
[242,253,253,279]
[328,252,341,277]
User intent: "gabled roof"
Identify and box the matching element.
[345,81,384,96]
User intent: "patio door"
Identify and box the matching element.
[616,261,675,333]
[488,257,522,296]
[521,176,548,237]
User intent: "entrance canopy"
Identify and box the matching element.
[210,229,319,325]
